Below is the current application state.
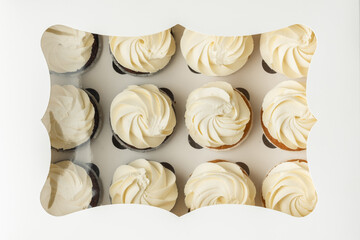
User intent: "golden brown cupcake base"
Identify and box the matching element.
[207,91,252,151]
[260,109,305,151]
[261,159,308,207]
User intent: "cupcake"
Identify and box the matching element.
[261,80,316,151]
[41,25,99,74]
[260,24,317,78]
[180,29,254,76]
[40,160,102,216]
[262,159,317,217]
[185,81,252,151]
[109,29,175,76]
[184,160,256,211]
[109,159,178,211]
[110,84,176,152]
[42,85,101,151]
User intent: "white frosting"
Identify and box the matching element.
[110,84,176,149]
[109,29,175,73]
[262,160,317,217]
[185,81,251,148]
[41,25,95,73]
[109,159,178,211]
[185,161,256,211]
[42,85,95,150]
[40,161,93,216]
[262,80,316,150]
[260,24,317,78]
[180,29,254,76]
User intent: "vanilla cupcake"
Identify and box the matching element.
[185,160,256,211]
[110,84,176,151]
[261,80,316,151]
[41,25,99,74]
[185,81,252,151]
[109,29,175,76]
[42,85,100,151]
[260,24,317,78]
[109,159,178,211]
[40,160,102,216]
[180,29,254,76]
[262,159,317,217]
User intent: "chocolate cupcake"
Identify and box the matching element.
[185,81,252,151]
[261,80,316,151]
[262,159,317,217]
[109,29,175,76]
[184,160,256,211]
[41,25,99,74]
[110,84,176,152]
[180,29,254,76]
[42,85,101,151]
[260,24,317,78]
[40,160,102,216]
[109,159,178,211]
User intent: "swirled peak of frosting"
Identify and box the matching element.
[40,161,93,216]
[109,159,178,211]
[110,84,176,149]
[262,160,317,217]
[185,81,251,148]
[185,161,256,211]
[260,24,317,78]
[262,80,316,150]
[41,25,95,73]
[109,29,175,73]
[42,85,95,150]
[180,29,254,76]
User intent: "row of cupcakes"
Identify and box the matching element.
[41,158,317,217]
[42,80,316,152]
[41,24,316,78]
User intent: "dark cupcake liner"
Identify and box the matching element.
[109,161,176,204]
[109,30,175,77]
[110,88,176,153]
[51,88,102,152]
[52,160,103,208]
[50,34,101,75]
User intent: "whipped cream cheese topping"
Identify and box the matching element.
[260,24,317,78]
[109,29,175,73]
[109,159,178,211]
[262,80,316,150]
[42,85,95,150]
[185,161,256,211]
[40,161,93,216]
[185,81,251,148]
[180,29,254,76]
[262,160,317,217]
[41,25,95,73]
[110,84,176,149]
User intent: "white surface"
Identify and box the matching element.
[0,0,359,239]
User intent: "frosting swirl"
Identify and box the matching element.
[260,24,317,78]
[40,161,93,216]
[109,29,175,73]
[262,80,316,150]
[180,29,254,76]
[185,81,251,148]
[110,84,176,149]
[42,85,95,150]
[262,160,317,217]
[41,25,95,73]
[185,161,256,211]
[109,159,178,211]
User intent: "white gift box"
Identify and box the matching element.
[0,0,359,239]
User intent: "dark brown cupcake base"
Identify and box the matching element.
[52,88,102,152]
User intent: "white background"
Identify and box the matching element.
[0,0,359,239]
